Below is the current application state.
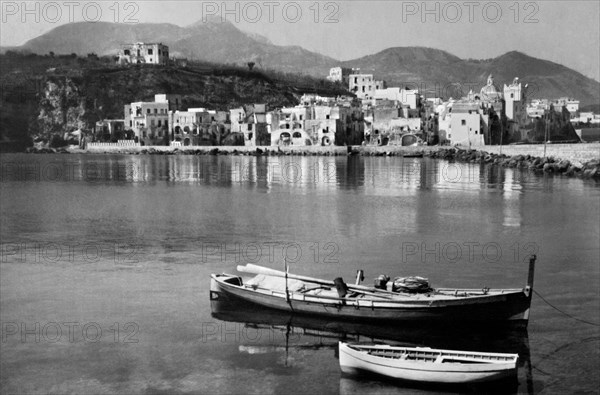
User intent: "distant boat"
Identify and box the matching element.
[338,342,518,384]
[402,152,424,158]
[210,255,537,326]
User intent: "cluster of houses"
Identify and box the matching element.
[96,93,366,148]
[95,42,598,147]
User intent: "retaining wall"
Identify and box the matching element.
[82,143,600,163]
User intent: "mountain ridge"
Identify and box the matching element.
[3,20,599,105]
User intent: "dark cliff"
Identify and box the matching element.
[0,53,348,147]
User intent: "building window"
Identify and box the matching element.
[511,93,514,98]
[326,115,330,120]
[158,120,162,127]
[129,120,132,127]
[147,109,151,114]
[299,115,303,120]
[248,124,252,131]
[461,120,466,126]
[154,108,158,114]
[124,49,130,55]
[354,77,357,83]
[148,49,153,55]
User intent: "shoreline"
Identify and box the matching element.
[20,143,600,179]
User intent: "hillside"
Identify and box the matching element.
[8,20,598,105]
[343,49,600,105]
[3,20,600,149]
[0,53,348,145]
[13,20,335,76]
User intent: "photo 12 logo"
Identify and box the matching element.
[400,1,540,24]
[0,242,141,264]
[1,322,139,343]
[200,1,340,24]
[200,241,340,264]
[1,1,140,24]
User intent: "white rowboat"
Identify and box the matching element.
[338,342,518,384]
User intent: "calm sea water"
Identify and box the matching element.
[1,153,599,394]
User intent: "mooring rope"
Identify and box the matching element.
[534,290,600,327]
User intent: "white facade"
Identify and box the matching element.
[554,97,580,114]
[119,43,169,65]
[449,102,487,147]
[374,88,419,109]
[349,74,384,100]
[327,67,344,82]
[124,100,169,140]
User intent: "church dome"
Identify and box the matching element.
[480,74,502,100]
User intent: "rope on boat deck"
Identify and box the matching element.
[533,290,600,327]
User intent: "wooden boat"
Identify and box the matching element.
[338,342,518,384]
[210,255,537,326]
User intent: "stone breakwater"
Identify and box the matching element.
[427,148,600,179]
[24,143,600,179]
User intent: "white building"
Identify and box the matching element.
[449,101,488,147]
[124,94,171,143]
[118,43,169,65]
[554,97,580,114]
[374,87,420,109]
[326,67,351,83]
[349,73,385,100]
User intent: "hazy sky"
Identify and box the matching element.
[1,0,599,80]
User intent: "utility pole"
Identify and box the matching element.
[499,113,503,154]
[543,110,549,158]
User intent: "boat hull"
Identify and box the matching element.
[210,274,531,325]
[339,343,518,384]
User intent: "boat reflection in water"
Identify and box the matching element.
[211,297,534,394]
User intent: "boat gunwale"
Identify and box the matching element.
[344,343,519,361]
[211,273,527,306]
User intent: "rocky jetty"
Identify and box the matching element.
[427,148,600,179]
[24,146,70,154]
